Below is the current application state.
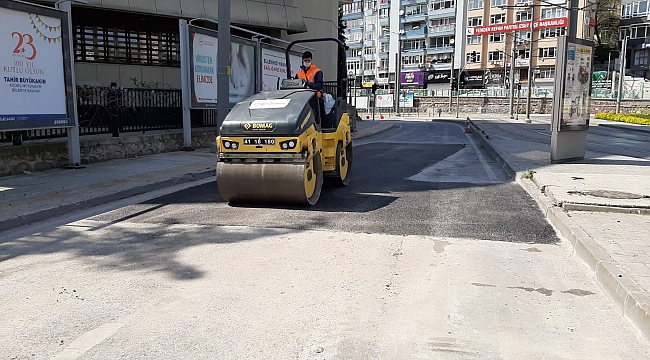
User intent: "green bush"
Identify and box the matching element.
[595,113,650,125]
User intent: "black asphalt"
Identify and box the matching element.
[92,121,558,243]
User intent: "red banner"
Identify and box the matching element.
[467,17,568,35]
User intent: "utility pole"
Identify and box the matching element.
[616,37,628,113]
[360,0,365,85]
[449,49,454,112]
[525,4,534,123]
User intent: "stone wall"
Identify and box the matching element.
[414,97,650,115]
[0,128,217,177]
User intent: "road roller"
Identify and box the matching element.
[216,38,353,205]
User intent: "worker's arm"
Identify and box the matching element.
[307,71,324,92]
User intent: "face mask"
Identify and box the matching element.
[303,61,311,68]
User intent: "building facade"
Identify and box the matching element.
[342,0,591,92]
[620,0,650,78]
[37,0,339,89]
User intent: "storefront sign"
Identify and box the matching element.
[0,2,73,131]
[400,71,424,85]
[464,71,485,88]
[425,71,451,84]
[189,25,255,108]
[467,17,568,35]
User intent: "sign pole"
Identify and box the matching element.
[56,1,82,168]
[179,20,193,151]
[509,33,516,119]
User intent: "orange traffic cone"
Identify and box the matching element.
[465,117,472,133]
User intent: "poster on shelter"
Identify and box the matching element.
[190,29,255,106]
[262,47,301,91]
[0,6,68,129]
[561,41,592,129]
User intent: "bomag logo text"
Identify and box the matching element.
[245,123,274,130]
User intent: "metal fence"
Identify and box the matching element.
[1,86,217,145]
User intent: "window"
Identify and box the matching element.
[381,26,390,36]
[490,13,506,24]
[364,0,376,11]
[363,47,376,55]
[491,0,507,7]
[467,52,481,62]
[621,1,649,18]
[467,34,482,44]
[540,27,566,38]
[342,1,362,15]
[364,32,375,41]
[468,0,484,10]
[347,61,360,72]
[346,49,361,58]
[631,25,649,39]
[380,43,390,52]
[405,4,427,16]
[402,54,424,65]
[468,16,483,27]
[541,7,567,19]
[430,36,453,47]
[538,68,555,79]
[489,33,505,42]
[75,25,180,66]
[516,11,532,22]
[345,19,363,28]
[538,47,557,59]
[379,8,390,18]
[620,27,631,40]
[488,50,504,61]
[379,59,389,70]
[364,60,376,71]
[517,49,530,59]
[517,0,530,3]
[431,18,455,26]
[351,32,362,41]
[402,39,426,50]
[430,0,456,10]
[634,50,649,66]
[515,30,531,41]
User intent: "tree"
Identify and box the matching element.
[592,0,620,57]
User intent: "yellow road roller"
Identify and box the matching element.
[216,38,353,205]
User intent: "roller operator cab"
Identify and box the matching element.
[216,40,353,206]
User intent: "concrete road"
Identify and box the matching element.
[1,120,649,359]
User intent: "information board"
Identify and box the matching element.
[0,0,73,131]
[261,47,302,91]
[556,37,593,131]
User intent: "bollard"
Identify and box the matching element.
[465,117,472,133]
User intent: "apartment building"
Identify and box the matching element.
[620,0,650,78]
[342,0,591,92]
[341,0,458,90]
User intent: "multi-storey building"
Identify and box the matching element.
[620,0,650,78]
[342,0,591,93]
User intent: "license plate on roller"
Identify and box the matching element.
[244,138,276,146]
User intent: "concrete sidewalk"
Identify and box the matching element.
[0,120,394,233]
[463,115,650,341]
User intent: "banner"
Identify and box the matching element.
[467,17,568,35]
[401,71,424,85]
[189,26,255,108]
[0,5,71,130]
[399,93,414,108]
[261,47,301,91]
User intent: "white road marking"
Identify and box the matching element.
[51,322,124,360]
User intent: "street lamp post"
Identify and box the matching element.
[616,37,629,113]
[449,39,455,112]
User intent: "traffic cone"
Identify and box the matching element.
[465,117,472,133]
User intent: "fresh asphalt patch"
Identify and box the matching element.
[92,135,557,244]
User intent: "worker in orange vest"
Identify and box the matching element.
[297,51,324,97]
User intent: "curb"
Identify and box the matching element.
[0,168,215,233]
[468,120,650,341]
[598,123,650,134]
[352,122,397,140]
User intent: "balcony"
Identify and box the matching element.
[402,48,425,55]
[363,54,377,61]
[379,35,390,42]
[402,0,428,5]
[341,11,363,21]
[428,24,455,37]
[402,13,427,24]
[378,52,390,59]
[364,69,375,76]
[427,46,454,54]
[379,0,391,8]
[431,63,452,71]
[347,40,362,49]
[401,27,426,40]
[364,39,376,47]
[428,7,455,20]
[379,17,390,26]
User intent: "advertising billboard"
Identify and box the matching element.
[400,71,424,85]
[0,1,74,131]
[189,26,255,108]
[375,93,394,108]
[261,46,301,91]
[399,93,414,108]
[553,36,593,131]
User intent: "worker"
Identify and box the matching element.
[297,51,324,97]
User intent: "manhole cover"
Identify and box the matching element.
[567,190,649,200]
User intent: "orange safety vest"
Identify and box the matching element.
[298,64,323,97]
